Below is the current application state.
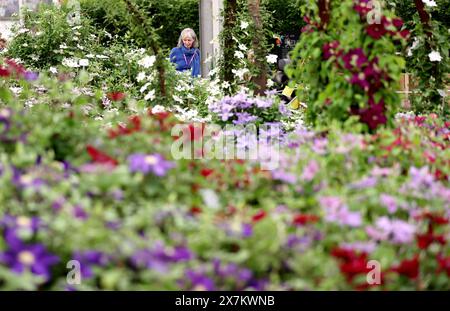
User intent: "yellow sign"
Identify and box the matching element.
[282,86,295,98]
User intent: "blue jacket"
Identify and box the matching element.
[170,45,201,77]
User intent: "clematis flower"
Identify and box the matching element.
[127,153,174,176]
[353,98,387,130]
[107,91,126,101]
[185,269,215,291]
[86,145,118,167]
[366,22,388,40]
[428,51,442,62]
[322,41,340,60]
[391,256,419,279]
[342,48,368,71]
[72,250,109,278]
[0,241,59,281]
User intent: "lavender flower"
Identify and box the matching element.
[319,196,362,227]
[128,153,174,176]
[380,194,398,213]
[366,217,416,244]
[301,160,320,181]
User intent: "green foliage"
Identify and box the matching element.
[287,0,408,132]
[6,4,104,70]
[389,0,449,115]
[79,0,199,52]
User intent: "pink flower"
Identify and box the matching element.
[301,160,320,181]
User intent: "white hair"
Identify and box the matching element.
[177,28,199,48]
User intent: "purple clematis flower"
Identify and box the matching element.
[185,269,216,291]
[72,250,109,279]
[24,71,39,82]
[128,153,174,176]
[0,241,59,281]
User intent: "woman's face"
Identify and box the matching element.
[183,36,194,49]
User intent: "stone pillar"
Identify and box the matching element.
[199,0,223,78]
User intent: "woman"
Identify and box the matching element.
[170,28,201,77]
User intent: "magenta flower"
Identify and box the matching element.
[353,98,387,130]
[323,41,340,60]
[366,23,388,40]
[353,0,372,16]
[342,48,368,71]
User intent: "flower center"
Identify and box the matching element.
[193,284,207,291]
[145,156,157,165]
[20,174,33,185]
[0,109,11,118]
[17,216,32,228]
[18,251,36,266]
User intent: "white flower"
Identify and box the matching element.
[77,44,85,50]
[79,59,89,67]
[428,50,442,62]
[238,44,248,51]
[234,51,245,59]
[144,90,156,101]
[173,95,183,103]
[199,189,220,209]
[437,89,446,97]
[85,54,94,58]
[267,79,275,88]
[136,72,146,82]
[266,54,278,64]
[59,43,68,49]
[222,81,230,89]
[62,58,79,68]
[240,21,249,30]
[18,28,30,34]
[49,67,58,74]
[138,55,156,68]
[96,54,109,59]
[232,68,249,80]
[151,105,166,114]
[140,82,151,93]
[422,0,437,7]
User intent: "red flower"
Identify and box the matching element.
[417,233,446,250]
[190,206,202,215]
[437,254,450,277]
[331,247,369,263]
[188,123,205,141]
[366,23,388,40]
[293,214,320,226]
[340,257,371,282]
[331,247,370,282]
[392,18,404,30]
[107,92,126,101]
[252,210,267,223]
[0,67,10,77]
[391,256,419,279]
[200,168,214,178]
[86,145,118,166]
[399,29,410,39]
